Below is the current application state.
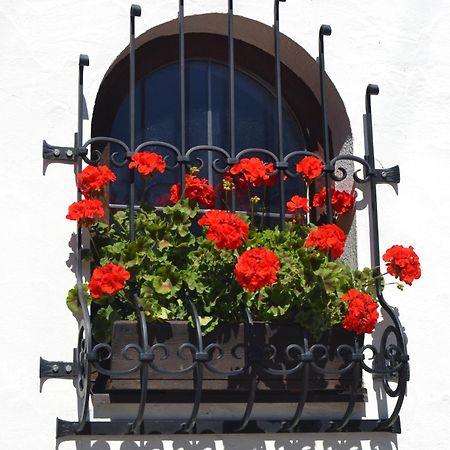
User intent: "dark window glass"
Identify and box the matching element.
[109,60,306,215]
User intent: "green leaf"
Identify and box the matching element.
[92,305,121,343]
[152,276,175,295]
[66,284,91,315]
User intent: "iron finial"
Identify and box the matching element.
[79,54,89,67]
[130,4,141,17]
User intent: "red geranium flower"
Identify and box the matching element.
[129,151,166,177]
[305,224,347,259]
[169,183,181,204]
[286,195,310,213]
[185,175,216,207]
[296,156,324,182]
[234,248,280,292]
[229,157,276,188]
[66,199,104,227]
[88,263,130,299]
[198,210,249,250]
[382,245,421,285]
[313,187,355,215]
[342,289,379,334]
[77,165,116,197]
[169,175,216,207]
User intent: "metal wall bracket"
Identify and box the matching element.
[40,357,77,380]
[374,165,400,184]
[42,140,77,162]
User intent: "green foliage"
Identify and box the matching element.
[70,199,379,341]
[66,283,91,315]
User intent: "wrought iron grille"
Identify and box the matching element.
[41,1,408,439]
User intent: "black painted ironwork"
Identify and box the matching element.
[41,1,409,439]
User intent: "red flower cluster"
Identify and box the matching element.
[342,289,379,334]
[305,224,347,259]
[198,210,249,250]
[313,187,355,215]
[286,195,310,214]
[88,263,130,299]
[234,248,280,292]
[169,175,216,208]
[129,151,166,177]
[66,199,104,227]
[229,157,276,188]
[382,245,421,285]
[77,165,116,197]
[296,156,324,182]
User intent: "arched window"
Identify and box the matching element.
[107,59,305,209]
[91,13,352,223]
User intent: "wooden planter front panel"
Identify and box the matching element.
[95,321,364,403]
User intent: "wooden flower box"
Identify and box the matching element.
[94,320,365,403]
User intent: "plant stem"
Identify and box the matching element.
[306,183,310,224]
[90,237,101,264]
[141,178,148,205]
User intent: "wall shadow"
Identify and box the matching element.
[56,433,398,450]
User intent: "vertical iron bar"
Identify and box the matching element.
[179,0,186,190]
[207,62,213,184]
[228,0,236,212]
[283,337,310,431]
[365,85,409,430]
[365,84,381,271]
[128,5,148,435]
[318,25,333,224]
[183,300,205,433]
[274,0,286,230]
[329,339,359,431]
[234,307,257,432]
[129,4,141,241]
[75,54,91,433]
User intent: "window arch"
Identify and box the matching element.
[107,59,305,207]
[91,13,352,221]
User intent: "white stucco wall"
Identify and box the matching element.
[1,0,449,448]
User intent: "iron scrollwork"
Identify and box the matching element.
[40,0,409,439]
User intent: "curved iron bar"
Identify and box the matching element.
[203,343,247,376]
[89,343,143,377]
[283,337,311,432]
[74,54,92,433]
[75,319,91,432]
[80,137,130,167]
[377,354,408,430]
[359,343,405,376]
[212,157,231,174]
[147,342,197,375]
[235,147,279,163]
[283,150,325,177]
[364,84,409,430]
[330,154,372,183]
[260,344,305,376]
[128,294,149,434]
[181,300,206,433]
[186,144,230,159]
[327,338,363,431]
[379,327,403,396]
[134,140,182,170]
[309,343,355,376]
[234,307,258,432]
[135,140,181,156]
